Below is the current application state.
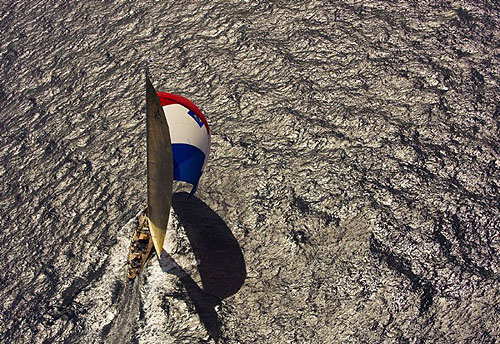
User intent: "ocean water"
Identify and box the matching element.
[0,0,499,343]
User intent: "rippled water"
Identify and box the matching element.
[1,0,499,343]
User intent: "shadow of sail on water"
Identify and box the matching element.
[146,75,173,257]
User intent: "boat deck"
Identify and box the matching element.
[127,212,154,280]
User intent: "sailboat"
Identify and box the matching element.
[127,75,210,280]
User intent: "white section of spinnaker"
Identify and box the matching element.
[163,104,210,155]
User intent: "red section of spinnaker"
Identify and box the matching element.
[157,92,209,134]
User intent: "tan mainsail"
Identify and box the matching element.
[146,75,173,257]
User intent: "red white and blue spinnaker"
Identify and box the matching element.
[157,92,210,196]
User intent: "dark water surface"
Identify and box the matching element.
[1,0,499,343]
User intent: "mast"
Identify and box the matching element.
[146,74,173,257]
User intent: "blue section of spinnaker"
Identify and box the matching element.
[172,143,206,188]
